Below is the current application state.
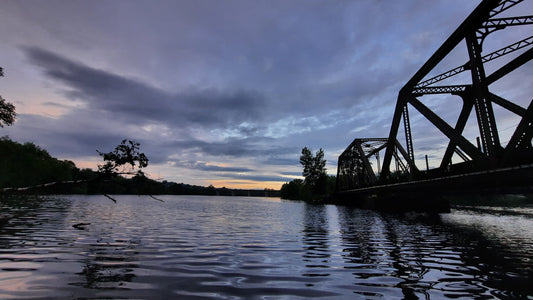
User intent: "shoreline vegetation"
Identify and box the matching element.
[0,137,280,198]
[280,147,336,203]
[280,177,336,203]
[4,137,530,208]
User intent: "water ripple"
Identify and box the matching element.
[0,195,531,298]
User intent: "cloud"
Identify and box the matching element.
[17,47,301,170]
[23,46,267,131]
[218,173,295,183]
[280,171,303,177]
[167,136,297,158]
[177,161,254,173]
[7,113,124,156]
[6,0,527,188]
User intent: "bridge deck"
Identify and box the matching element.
[331,164,533,213]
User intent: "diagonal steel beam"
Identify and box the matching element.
[486,46,533,84]
[481,16,533,28]
[416,36,533,88]
[366,142,388,158]
[354,140,377,183]
[483,36,533,63]
[404,0,501,89]
[380,0,530,178]
[413,85,468,95]
[488,93,527,116]
[440,92,475,168]
[406,93,485,161]
[489,0,523,18]
[393,139,418,173]
[455,148,471,162]
[506,100,533,150]
[391,140,412,174]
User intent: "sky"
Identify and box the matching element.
[1,0,531,189]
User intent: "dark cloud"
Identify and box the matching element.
[42,101,69,108]
[218,173,295,183]
[260,156,300,167]
[8,113,136,158]
[177,161,254,173]
[280,171,303,177]
[5,0,527,188]
[23,46,266,131]
[169,137,295,158]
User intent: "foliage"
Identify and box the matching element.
[0,136,77,188]
[280,176,336,202]
[280,179,305,200]
[282,179,314,201]
[0,97,16,128]
[97,139,148,177]
[300,147,327,194]
[325,175,337,195]
[280,147,336,202]
[0,137,280,197]
[0,68,16,127]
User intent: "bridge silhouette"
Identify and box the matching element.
[335,0,533,211]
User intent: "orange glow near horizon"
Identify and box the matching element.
[208,180,283,190]
[72,160,99,170]
[65,159,285,190]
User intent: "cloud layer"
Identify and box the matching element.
[2,0,530,188]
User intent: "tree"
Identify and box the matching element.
[0,68,16,127]
[0,138,156,198]
[300,147,327,194]
[280,179,304,200]
[97,139,149,177]
[0,137,77,188]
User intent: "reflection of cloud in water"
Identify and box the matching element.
[441,207,533,263]
[301,204,331,264]
[0,195,532,298]
[77,238,140,289]
[335,206,533,298]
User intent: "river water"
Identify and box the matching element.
[0,195,531,299]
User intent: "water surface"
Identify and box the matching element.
[0,195,531,299]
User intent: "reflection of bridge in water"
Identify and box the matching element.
[335,0,533,212]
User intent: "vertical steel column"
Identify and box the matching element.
[465,32,501,157]
[381,92,407,179]
[336,159,341,191]
[376,151,381,175]
[403,104,415,164]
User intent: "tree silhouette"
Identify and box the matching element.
[0,68,16,127]
[97,139,148,177]
[300,147,327,193]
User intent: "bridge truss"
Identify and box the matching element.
[338,0,533,191]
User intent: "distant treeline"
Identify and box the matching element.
[0,137,279,197]
[0,136,78,189]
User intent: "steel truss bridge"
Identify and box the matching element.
[336,0,533,209]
